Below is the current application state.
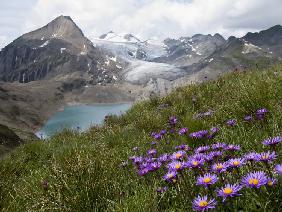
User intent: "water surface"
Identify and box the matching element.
[37,103,131,138]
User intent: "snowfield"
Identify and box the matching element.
[123,61,186,84]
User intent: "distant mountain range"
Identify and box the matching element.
[1,15,281,87]
[0,15,282,140]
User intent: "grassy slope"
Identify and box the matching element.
[0,65,282,211]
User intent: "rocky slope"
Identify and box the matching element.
[0,16,282,144]
[0,16,126,85]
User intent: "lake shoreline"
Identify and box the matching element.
[36,103,132,138]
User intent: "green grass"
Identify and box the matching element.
[1,65,282,211]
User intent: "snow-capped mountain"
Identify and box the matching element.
[1,15,282,88]
[94,31,167,61]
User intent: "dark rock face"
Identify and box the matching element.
[243,25,282,56]
[0,16,126,84]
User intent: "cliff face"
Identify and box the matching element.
[0,16,126,84]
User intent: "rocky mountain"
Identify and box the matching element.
[1,16,281,87]
[0,16,126,85]
[0,16,282,144]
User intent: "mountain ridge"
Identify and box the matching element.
[0,15,282,142]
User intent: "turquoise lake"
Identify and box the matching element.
[36,103,131,138]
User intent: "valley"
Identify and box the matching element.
[0,16,282,145]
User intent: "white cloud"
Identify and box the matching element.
[1,0,282,47]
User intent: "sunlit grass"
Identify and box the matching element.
[0,65,282,211]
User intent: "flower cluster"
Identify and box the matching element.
[126,107,282,211]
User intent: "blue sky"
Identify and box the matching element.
[1,0,282,48]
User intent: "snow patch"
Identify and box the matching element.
[242,42,262,54]
[109,56,117,62]
[39,40,49,48]
[105,59,110,66]
[60,48,66,54]
[116,64,122,69]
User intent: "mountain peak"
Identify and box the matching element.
[21,15,85,41]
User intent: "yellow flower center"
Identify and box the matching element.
[193,161,198,166]
[216,164,223,169]
[268,181,273,186]
[199,201,208,207]
[262,155,269,159]
[203,177,212,183]
[233,161,240,166]
[249,178,259,185]
[223,187,233,194]
[175,164,181,169]
[176,153,182,159]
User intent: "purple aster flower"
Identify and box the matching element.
[242,171,268,188]
[169,116,177,126]
[130,156,143,165]
[225,144,240,151]
[147,149,157,156]
[160,130,167,135]
[170,129,176,134]
[204,151,222,162]
[267,178,277,186]
[217,184,242,201]
[255,151,277,162]
[149,162,162,171]
[144,157,157,163]
[158,153,170,163]
[153,133,162,140]
[208,127,219,139]
[209,151,223,158]
[151,141,157,146]
[244,115,253,122]
[228,158,245,168]
[186,157,205,169]
[257,108,268,115]
[138,168,150,176]
[262,136,282,146]
[244,152,258,162]
[275,164,282,175]
[212,142,227,150]
[156,186,168,194]
[192,153,206,160]
[212,162,228,173]
[256,108,268,120]
[204,153,214,163]
[190,130,209,139]
[192,195,216,211]
[151,132,157,137]
[179,127,189,135]
[167,160,185,172]
[175,144,190,151]
[210,127,219,134]
[197,173,218,188]
[163,171,177,183]
[226,119,236,127]
[171,150,186,160]
[195,145,210,153]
